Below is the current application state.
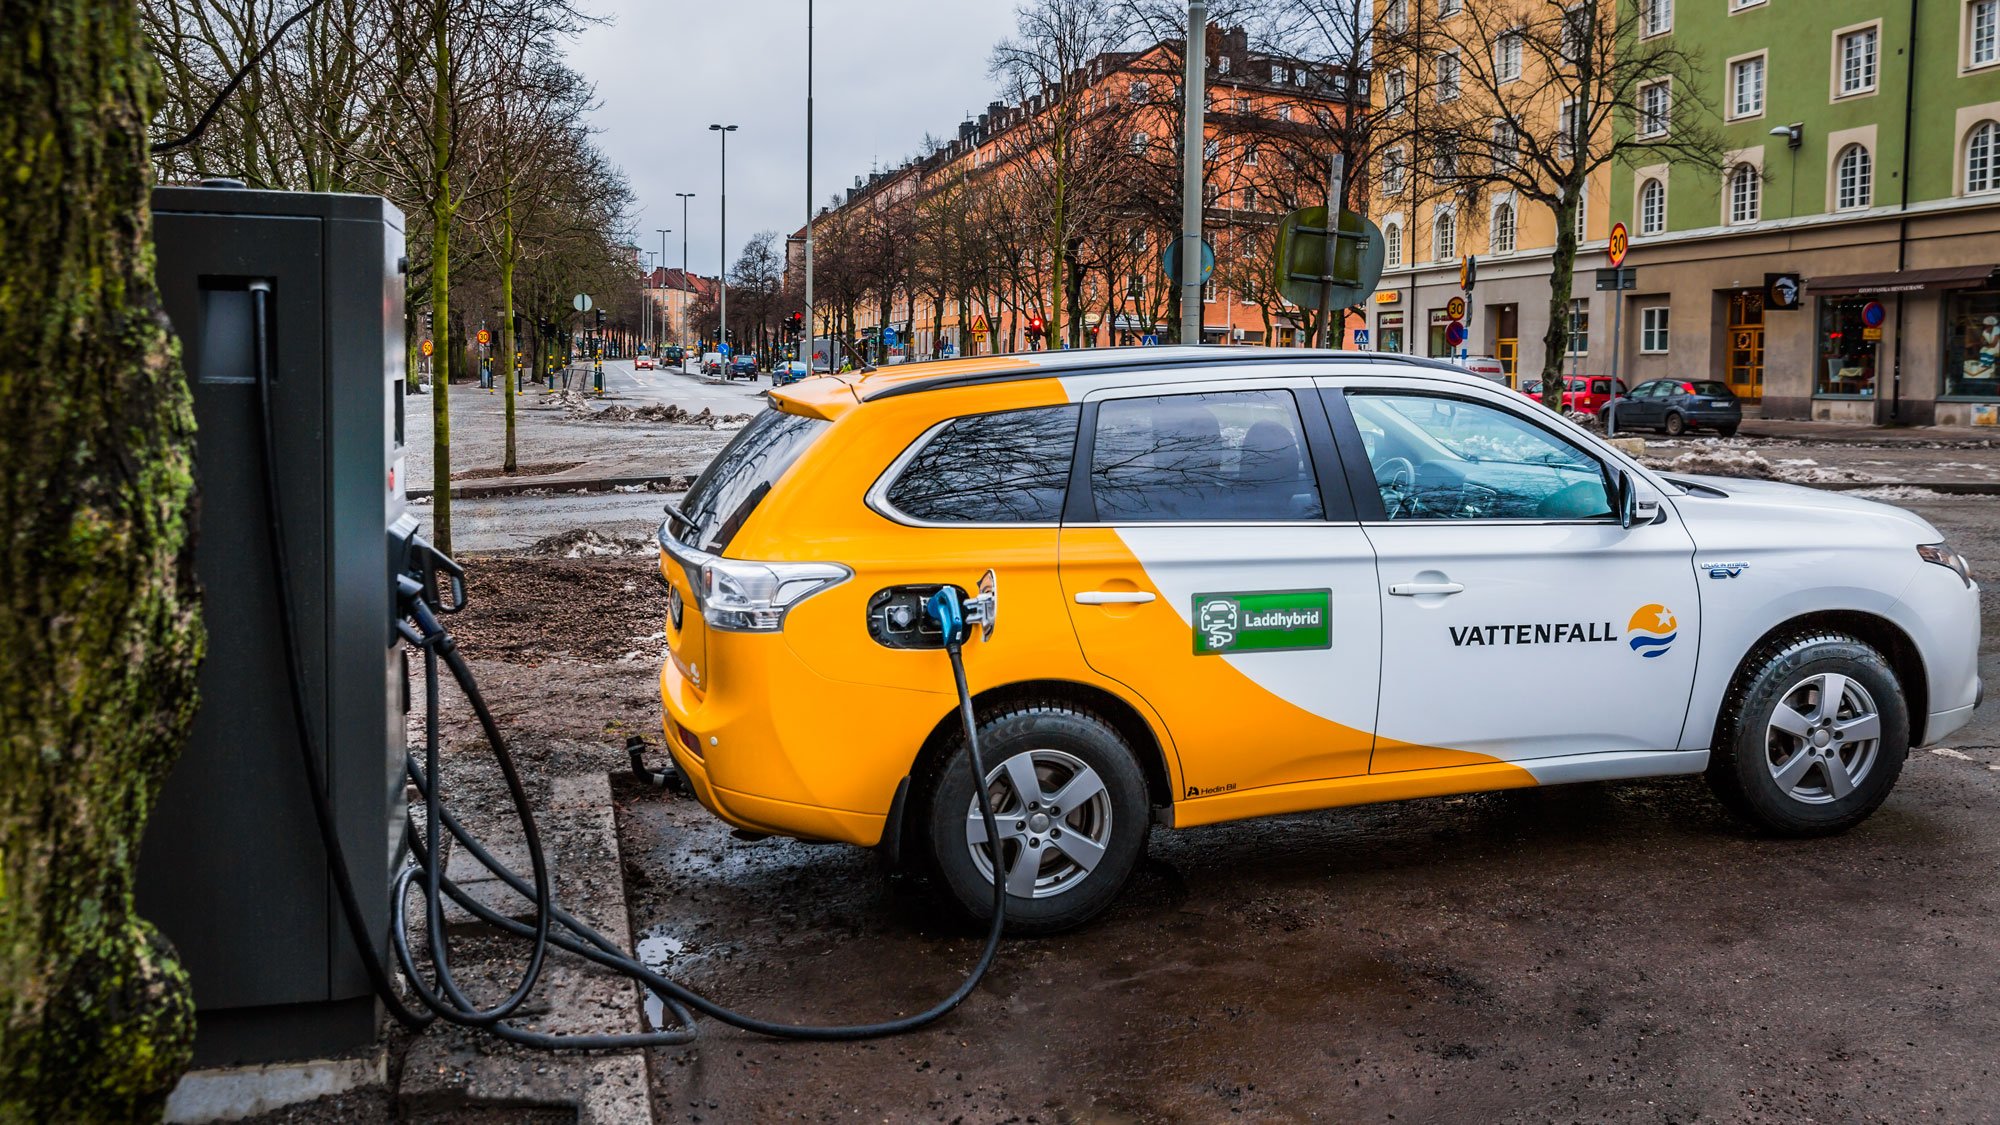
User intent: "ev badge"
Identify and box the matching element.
[1198,597,1239,651]
[665,582,684,629]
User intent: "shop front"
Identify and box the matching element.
[1806,265,2000,425]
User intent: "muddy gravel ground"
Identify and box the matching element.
[255,496,2000,1123]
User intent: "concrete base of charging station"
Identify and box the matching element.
[166,1051,386,1123]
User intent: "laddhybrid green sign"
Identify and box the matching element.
[1191,589,1333,655]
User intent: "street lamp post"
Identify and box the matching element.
[801,0,815,369]
[675,194,694,362]
[709,124,738,370]
[643,251,655,350]
[655,227,671,346]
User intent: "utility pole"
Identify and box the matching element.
[1314,154,1346,347]
[1178,0,1207,346]
[710,124,738,365]
[801,0,815,369]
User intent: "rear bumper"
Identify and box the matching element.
[658,638,946,848]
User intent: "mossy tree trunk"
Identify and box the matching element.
[428,0,457,556]
[1,0,203,1118]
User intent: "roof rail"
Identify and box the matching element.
[859,349,1468,401]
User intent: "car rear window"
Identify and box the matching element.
[674,407,829,552]
[1088,390,1322,522]
[883,404,1079,523]
[1687,381,1732,396]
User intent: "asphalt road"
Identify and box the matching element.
[614,494,2000,1123]
[599,358,770,412]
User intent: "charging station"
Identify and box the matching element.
[137,184,410,1068]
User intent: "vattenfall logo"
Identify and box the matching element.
[1626,604,1678,659]
[1446,603,1677,658]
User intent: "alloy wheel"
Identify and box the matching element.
[1765,672,1882,804]
[965,748,1114,899]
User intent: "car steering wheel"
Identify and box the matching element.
[1374,456,1416,518]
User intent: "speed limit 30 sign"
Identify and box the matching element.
[1608,222,1629,269]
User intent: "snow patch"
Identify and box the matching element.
[525,528,657,559]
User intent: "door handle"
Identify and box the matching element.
[1388,582,1464,597]
[1074,590,1156,605]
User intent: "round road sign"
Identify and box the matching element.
[476,328,491,346]
[1446,296,1466,320]
[1445,319,1468,347]
[1862,300,1886,327]
[572,293,593,312]
[420,338,433,357]
[1608,222,1629,268]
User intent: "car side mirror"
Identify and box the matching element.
[1616,469,1662,529]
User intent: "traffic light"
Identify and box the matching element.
[1027,314,1045,335]
[595,308,606,327]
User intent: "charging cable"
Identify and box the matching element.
[246,294,1006,1046]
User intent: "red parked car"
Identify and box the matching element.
[1520,376,1628,418]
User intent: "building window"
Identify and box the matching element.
[1969,120,1999,193]
[1202,278,1217,302]
[1130,80,1150,103]
[1973,0,1999,67]
[1379,311,1405,353]
[1643,0,1672,37]
[1245,144,1259,165]
[1274,64,1292,84]
[1383,70,1407,113]
[1944,286,2000,397]
[1638,80,1670,137]
[1243,186,1259,209]
[1640,306,1670,353]
[1561,3,1590,62]
[1837,26,1878,96]
[1236,96,1251,113]
[1130,131,1149,154]
[1639,177,1666,234]
[1385,0,1408,32]
[1433,208,1457,259]
[1834,144,1873,210]
[1437,52,1461,100]
[1557,99,1582,158]
[1204,138,1220,160]
[1730,55,1766,118]
[1728,163,1761,224]
[1440,0,1461,14]
[1384,146,1407,192]
[1491,120,1518,168]
[1278,105,1293,122]
[1567,299,1590,356]
[1217,54,1231,74]
[1574,189,1588,240]
[1491,202,1516,252]
[1816,297,1880,395]
[1203,181,1220,205]
[1496,31,1522,81]
[1433,137,1459,180]
[1385,220,1404,267]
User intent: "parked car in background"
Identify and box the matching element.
[772,360,812,386]
[729,355,758,380]
[1566,376,1628,419]
[1601,379,1742,437]
[663,346,684,365]
[701,352,725,375]
[1450,355,1509,386]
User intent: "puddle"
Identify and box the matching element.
[637,926,687,1031]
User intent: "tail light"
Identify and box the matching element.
[658,518,849,632]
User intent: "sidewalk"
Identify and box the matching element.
[1738,417,1999,446]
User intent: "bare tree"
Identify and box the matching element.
[1381,0,1725,404]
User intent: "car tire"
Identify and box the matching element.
[1664,411,1687,436]
[1706,632,1909,837]
[913,700,1149,935]
[1717,425,1739,438]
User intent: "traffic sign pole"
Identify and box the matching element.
[1606,224,1629,436]
[1314,154,1345,348]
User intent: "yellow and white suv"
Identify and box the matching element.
[656,347,1980,933]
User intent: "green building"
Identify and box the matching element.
[1608,0,2000,423]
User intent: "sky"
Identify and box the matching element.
[571,1,1021,279]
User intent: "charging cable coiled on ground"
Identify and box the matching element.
[248,280,1007,1048]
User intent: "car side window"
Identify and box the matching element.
[883,404,1079,523]
[1590,378,1611,395]
[1345,392,1614,521]
[1089,389,1323,522]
